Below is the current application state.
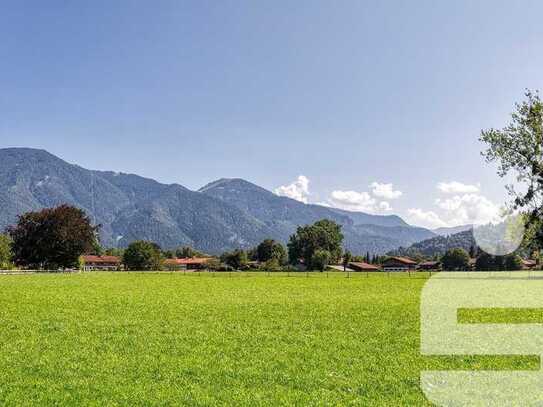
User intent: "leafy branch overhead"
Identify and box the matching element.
[480,90,543,250]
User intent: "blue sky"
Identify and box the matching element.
[2,1,543,228]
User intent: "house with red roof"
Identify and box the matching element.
[382,256,418,272]
[164,257,212,271]
[348,262,381,272]
[521,259,538,270]
[81,255,121,271]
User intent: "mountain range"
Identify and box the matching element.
[0,148,437,254]
[432,224,473,236]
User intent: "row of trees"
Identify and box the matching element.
[439,247,524,271]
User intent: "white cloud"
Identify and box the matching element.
[274,175,310,203]
[437,181,480,194]
[407,192,504,229]
[326,190,392,214]
[328,190,376,212]
[370,182,403,199]
[407,208,449,229]
[379,201,393,212]
[435,193,502,226]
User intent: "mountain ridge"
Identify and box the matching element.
[0,148,436,254]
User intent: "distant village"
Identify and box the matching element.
[81,253,539,273]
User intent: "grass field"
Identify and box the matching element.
[0,272,538,406]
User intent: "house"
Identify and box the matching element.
[418,261,441,271]
[522,259,538,270]
[164,257,211,271]
[382,256,418,272]
[349,262,381,272]
[81,255,121,271]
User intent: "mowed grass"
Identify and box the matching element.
[0,272,538,406]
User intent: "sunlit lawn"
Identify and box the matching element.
[0,272,538,405]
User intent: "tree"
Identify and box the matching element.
[123,241,164,271]
[475,252,495,271]
[0,234,13,269]
[175,246,206,258]
[441,248,470,271]
[312,249,331,272]
[288,219,343,266]
[104,247,124,257]
[504,254,523,271]
[343,250,352,271]
[263,258,281,272]
[8,205,98,270]
[163,250,175,259]
[221,249,248,270]
[256,239,287,264]
[480,90,543,250]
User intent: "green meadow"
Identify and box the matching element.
[0,272,538,406]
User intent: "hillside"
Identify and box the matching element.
[199,178,436,252]
[0,148,435,254]
[432,224,473,236]
[389,230,475,258]
[0,148,274,253]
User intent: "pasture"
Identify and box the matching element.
[0,272,537,405]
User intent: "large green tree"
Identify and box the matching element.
[288,219,344,268]
[123,241,164,271]
[7,205,98,270]
[480,90,543,251]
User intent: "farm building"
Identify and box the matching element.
[81,255,121,271]
[164,257,211,271]
[348,262,381,272]
[382,256,418,272]
[418,261,441,271]
[522,259,538,270]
